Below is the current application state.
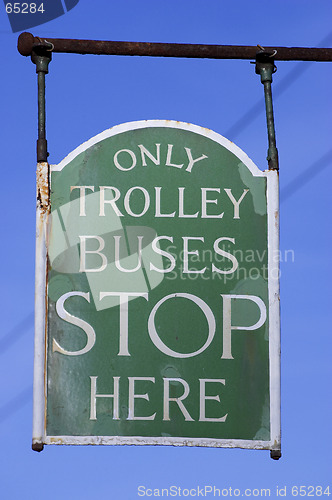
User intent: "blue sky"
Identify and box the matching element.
[0,1,331,499]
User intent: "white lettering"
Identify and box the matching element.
[99,292,149,356]
[114,149,136,171]
[138,143,160,166]
[150,236,176,273]
[212,237,239,274]
[224,188,249,219]
[53,291,96,356]
[178,187,199,218]
[90,375,120,420]
[79,235,107,273]
[70,185,94,216]
[114,235,143,273]
[199,379,228,422]
[155,187,176,218]
[201,188,224,219]
[99,186,123,217]
[124,186,150,217]
[128,377,156,420]
[163,378,194,421]
[185,147,208,173]
[166,144,183,169]
[221,294,267,359]
[182,237,207,274]
[148,293,215,358]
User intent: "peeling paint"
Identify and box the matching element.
[36,162,50,214]
[44,435,272,450]
[32,162,51,452]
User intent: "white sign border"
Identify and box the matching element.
[33,120,281,454]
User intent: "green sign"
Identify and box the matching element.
[33,120,280,454]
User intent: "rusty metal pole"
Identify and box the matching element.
[17,32,332,61]
[31,44,52,163]
[256,50,279,171]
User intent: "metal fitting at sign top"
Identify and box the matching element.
[255,48,277,82]
[31,46,52,163]
[255,49,279,171]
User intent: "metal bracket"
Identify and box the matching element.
[270,449,282,460]
[31,44,52,163]
[255,49,279,171]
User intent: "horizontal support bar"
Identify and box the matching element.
[18,32,332,62]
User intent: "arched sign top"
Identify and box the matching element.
[52,119,264,178]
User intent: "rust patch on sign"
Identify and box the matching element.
[36,162,50,214]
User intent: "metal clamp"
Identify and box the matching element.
[255,48,279,171]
